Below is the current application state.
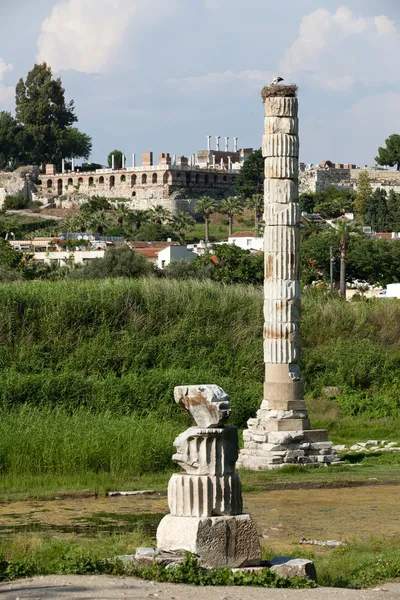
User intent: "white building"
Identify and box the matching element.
[157,245,197,269]
[32,250,105,266]
[227,231,263,251]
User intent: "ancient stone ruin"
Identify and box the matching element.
[237,85,339,470]
[156,384,261,569]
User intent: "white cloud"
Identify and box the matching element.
[0,58,14,108]
[167,69,274,93]
[36,0,178,74]
[281,6,400,91]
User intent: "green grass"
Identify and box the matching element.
[1,279,400,494]
[1,531,400,588]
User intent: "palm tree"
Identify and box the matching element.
[172,212,196,242]
[63,216,79,233]
[195,196,218,244]
[301,219,322,239]
[246,194,264,230]
[220,196,244,236]
[90,210,112,236]
[125,209,150,232]
[74,213,91,233]
[114,203,130,227]
[150,205,172,225]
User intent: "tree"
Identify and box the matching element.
[220,196,244,235]
[235,149,263,198]
[70,246,155,279]
[113,203,130,227]
[195,196,218,244]
[90,210,112,235]
[375,134,400,170]
[364,189,388,232]
[172,212,196,241]
[299,193,315,214]
[0,112,28,170]
[0,238,22,269]
[62,127,92,163]
[197,244,263,285]
[354,171,372,218]
[15,63,91,168]
[125,209,150,232]
[246,194,264,230]
[313,186,354,218]
[149,205,172,225]
[107,149,124,170]
[133,222,177,241]
[387,189,400,232]
[337,221,359,297]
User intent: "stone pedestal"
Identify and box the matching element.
[155,385,261,567]
[156,514,261,569]
[238,87,338,470]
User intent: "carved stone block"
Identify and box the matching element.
[264,116,298,135]
[174,385,231,428]
[264,225,300,254]
[264,202,301,226]
[264,280,301,301]
[265,178,298,204]
[172,426,238,476]
[265,157,299,179]
[168,473,242,517]
[262,134,299,158]
[156,514,261,569]
[263,297,301,324]
[264,97,298,118]
[264,251,300,281]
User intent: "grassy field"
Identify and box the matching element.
[0,278,400,494]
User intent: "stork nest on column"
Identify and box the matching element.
[261,84,298,100]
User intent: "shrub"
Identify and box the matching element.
[3,195,31,210]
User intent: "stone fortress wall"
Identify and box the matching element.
[300,161,400,195]
[35,147,249,214]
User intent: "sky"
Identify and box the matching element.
[0,0,399,166]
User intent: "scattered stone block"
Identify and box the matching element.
[270,556,317,581]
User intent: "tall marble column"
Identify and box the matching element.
[237,85,338,470]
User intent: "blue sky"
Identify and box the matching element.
[0,0,399,166]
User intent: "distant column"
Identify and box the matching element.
[212,155,216,168]
[122,154,125,169]
[225,137,229,152]
[71,157,75,171]
[207,135,211,151]
[228,156,232,170]
[234,137,238,152]
[61,159,65,173]
[111,154,115,170]
[216,136,220,151]
[132,153,136,167]
[220,158,224,168]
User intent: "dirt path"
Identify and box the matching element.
[1,575,399,599]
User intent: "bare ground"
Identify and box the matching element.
[1,575,399,600]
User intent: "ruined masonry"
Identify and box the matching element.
[237,87,339,470]
[156,385,261,568]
